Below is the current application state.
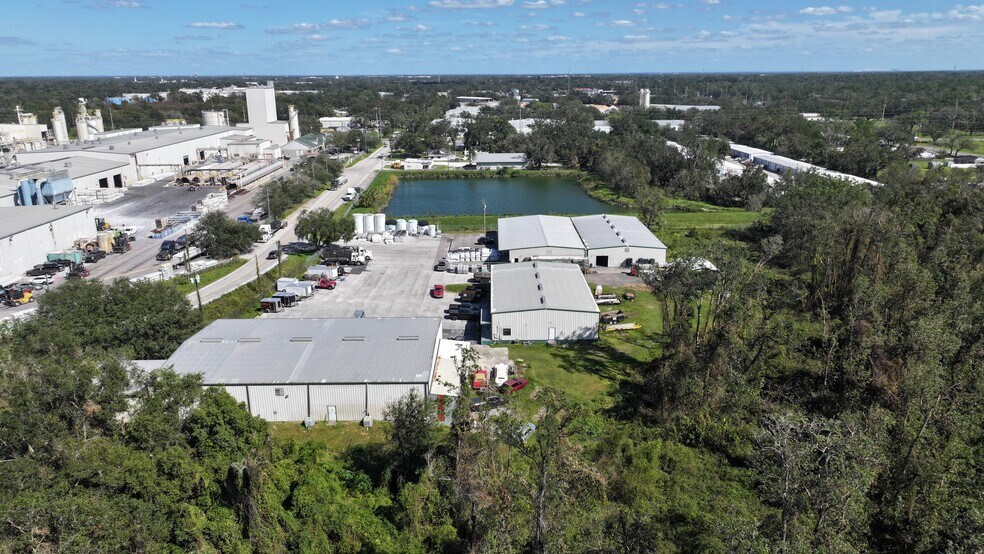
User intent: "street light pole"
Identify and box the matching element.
[482,199,487,235]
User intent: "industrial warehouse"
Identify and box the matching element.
[498,214,667,267]
[155,317,443,423]
[489,261,600,342]
[0,205,93,285]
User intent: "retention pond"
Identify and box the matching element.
[385,176,617,216]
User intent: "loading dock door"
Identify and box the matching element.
[548,327,556,340]
[596,255,609,267]
[113,174,123,188]
[327,406,337,424]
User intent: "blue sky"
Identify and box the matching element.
[3,0,983,75]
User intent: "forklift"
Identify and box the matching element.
[1,287,34,307]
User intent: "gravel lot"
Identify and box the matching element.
[262,233,485,339]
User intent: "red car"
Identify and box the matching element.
[432,284,445,298]
[500,378,529,394]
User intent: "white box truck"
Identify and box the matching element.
[341,187,356,201]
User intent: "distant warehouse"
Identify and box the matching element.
[0,205,93,285]
[472,152,527,170]
[157,318,442,423]
[498,214,666,268]
[490,261,599,342]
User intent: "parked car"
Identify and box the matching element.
[26,265,58,277]
[84,249,107,263]
[27,275,53,287]
[500,378,529,394]
[432,284,445,298]
[469,395,507,412]
[188,185,197,191]
[266,250,280,260]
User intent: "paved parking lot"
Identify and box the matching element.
[262,234,483,338]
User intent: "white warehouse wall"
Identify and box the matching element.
[491,309,599,342]
[0,207,93,285]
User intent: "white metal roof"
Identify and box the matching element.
[27,126,244,156]
[0,205,91,239]
[163,317,441,385]
[753,153,817,173]
[472,152,527,164]
[729,143,773,157]
[491,261,599,314]
[4,156,129,180]
[571,214,666,250]
[498,215,585,252]
[651,103,721,111]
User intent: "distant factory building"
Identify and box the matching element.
[652,119,685,131]
[571,214,667,268]
[158,318,443,423]
[651,104,721,112]
[457,96,496,106]
[319,116,353,133]
[0,205,94,285]
[0,156,132,206]
[241,82,292,146]
[282,134,327,158]
[490,261,599,342]
[15,125,251,182]
[0,106,50,154]
[472,152,527,170]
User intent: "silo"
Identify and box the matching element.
[90,109,104,133]
[396,219,407,232]
[202,110,227,126]
[353,213,364,236]
[364,213,375,234]
[288,105,301,140]
[428,224,437,237]
[408,219,418,234]
[374,213,385,233]
[51,107,69,144]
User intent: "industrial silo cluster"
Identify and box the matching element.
[352,213,440,244]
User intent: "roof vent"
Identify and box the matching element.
[108,145,115,150]
[342,336,365,341]
[537,283,543,290]
[397,336,419,341]
[540,296,546,304]
[289,337,313,342]
[238,337,260,343]
[200,338,223,343]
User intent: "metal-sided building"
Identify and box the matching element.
[0,205,94,285]
[472,152,527,170]
[498,215,587,262]
[490,261,599,342]
[571,214,667,268]
[162,317,442,422]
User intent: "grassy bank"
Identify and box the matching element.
[200,254,314,322]
[172,259,248,295]
[354,171,398,213]
[507,284,661,406]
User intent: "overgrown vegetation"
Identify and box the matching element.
[253,153,343,218]
[192,211,262,258]
[171,258,248,295]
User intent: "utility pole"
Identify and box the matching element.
[276,240,282,278]
[184,229,192,274]
[482,199,487,235]
[254,254,261,292]
[193,271,203,317]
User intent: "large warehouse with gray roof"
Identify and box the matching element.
[490,261,599,342]
[159,317,442,422]
[498,214,666,267]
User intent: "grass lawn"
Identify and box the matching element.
[201,253,316,322]
[269,421,390,451]
[507,285,662,406]
[172,259,248,295]
[444,283,470,294]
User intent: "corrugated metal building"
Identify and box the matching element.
[571,214,667,268]
[490,261,599,342]
[472,152,527,169]
[498,215,587,262]
[163,317,442,422]
[0,205,94,285]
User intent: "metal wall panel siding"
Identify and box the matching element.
[492,310,599,342]
[309,384,367,422]
[247,385,308,421]
[508,246,585,262]
[589,245,666,266]
[367,384,426,419]
[224,386,250,409]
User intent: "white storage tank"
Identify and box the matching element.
[428,224,437,237]
[408,219,418,235]
[353,213,364,236]
[364,213,375,234]
[396,219,407,232]
[374,213,385,233]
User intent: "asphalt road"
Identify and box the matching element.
[192,145,389,305]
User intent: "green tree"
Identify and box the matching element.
[193,211,261,259]
[294,208,355,247]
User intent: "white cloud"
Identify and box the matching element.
[387,48,403,53]
[702,0,720,4]
[572,11,585,16]
[611,19,635,26]
[622,34,649,41]
[387,14,411,21]
[799,5,852,16]
[94,1,145,7]
[522,0,565,8]
[520,23,551,30]
[266,19,372,34]
[947,4,984,20]
[547,34,572,40]
[188,22,244,29]
[868,8,901,21]
[413,24,432,30]
[428,0,514,8]
[463,19,496,25]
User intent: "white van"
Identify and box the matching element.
[341,187,356,201]
[492,363,510,387]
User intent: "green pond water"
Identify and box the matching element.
[385,176,617,216]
